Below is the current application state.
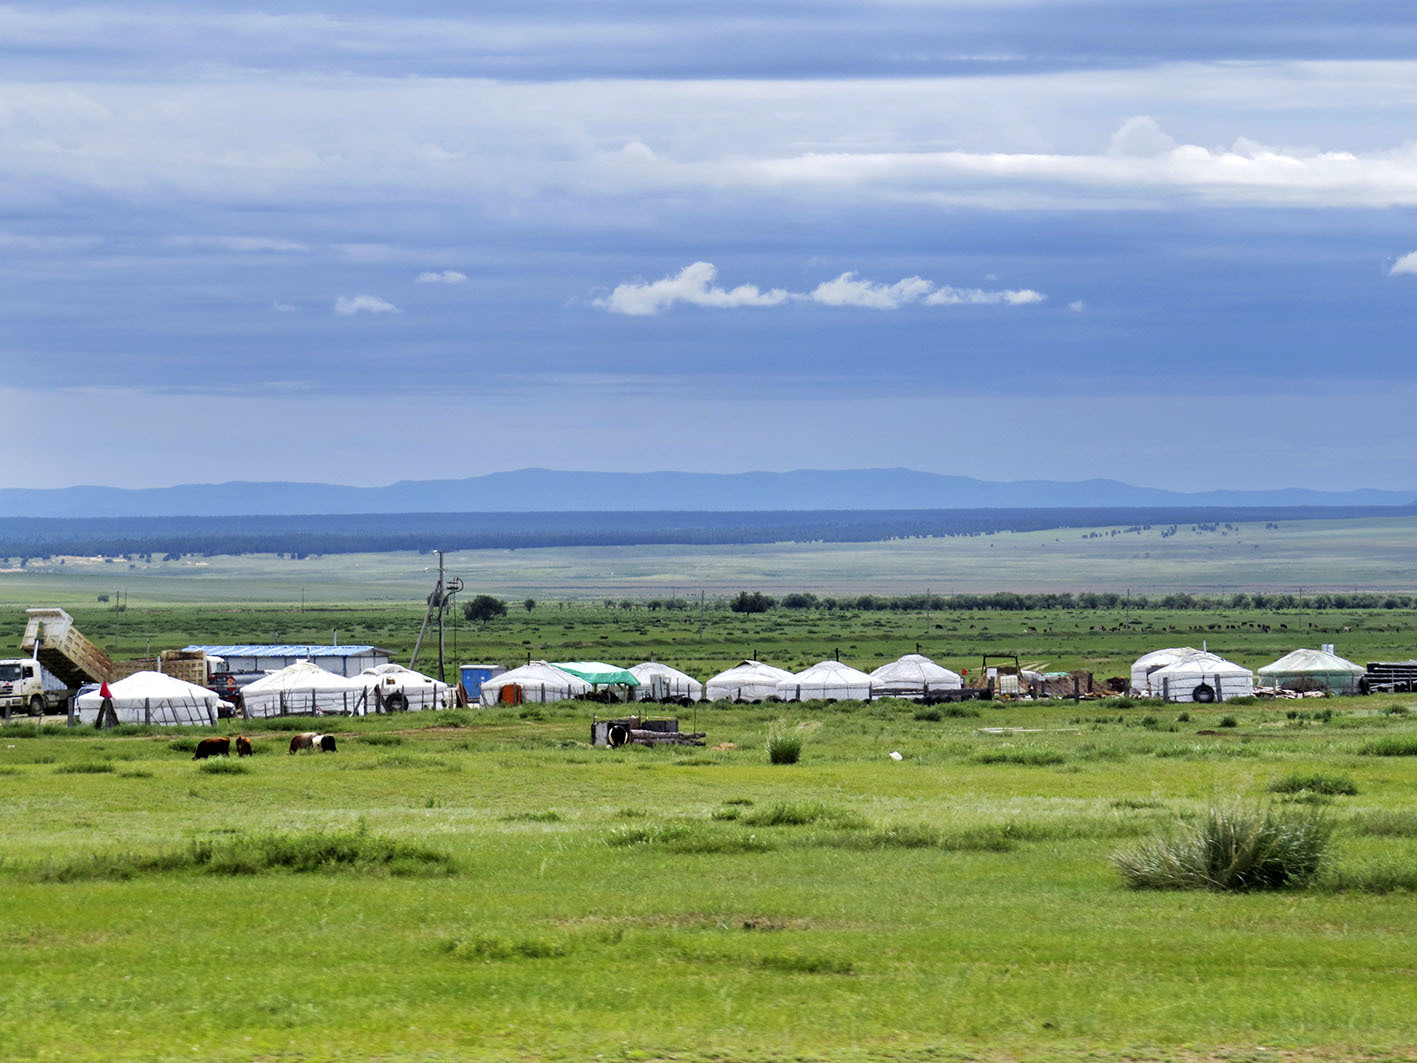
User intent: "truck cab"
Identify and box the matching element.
[0,658,62,716]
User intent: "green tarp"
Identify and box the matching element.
[552,661,640,687]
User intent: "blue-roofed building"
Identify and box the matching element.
[182,644,394,677]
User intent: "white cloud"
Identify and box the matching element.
[271,300,298,313]
[1068,299,1086,312]
[807,273,933,309]
[598,261,789,316]
[598,263,1045,314]
[334,294,401,316]
[415,269,468,284]
[1108,115,1177,157]
[1389,252,1417,276]
[168,235,308,253]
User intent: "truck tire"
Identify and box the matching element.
[27,695,45,717]
[1192,683,1216,704]
[385,692,409,712]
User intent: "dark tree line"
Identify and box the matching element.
[0,504,1411,560]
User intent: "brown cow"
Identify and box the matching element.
[235,735,253,757]
[289,732,319,754]
[193,736,231,760]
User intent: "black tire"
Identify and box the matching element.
[27,696,45,717]
[1192,683,1216,704]
[385,692,409,713]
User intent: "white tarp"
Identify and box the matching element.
[1130,647,1200,696]
[704,660,794,702]
[868,654,964,698]
[629,662,704,702]
[777,660,874,701]
[1257,648,1365,695]
[360,663,452,711]
[479,661,592,706]
[241,660,371,718]
[74,671,229,727]
[1149,651,1253,703]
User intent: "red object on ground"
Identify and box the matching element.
[98,682,112,699]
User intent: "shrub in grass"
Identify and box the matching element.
[766,725,804,765]
[1352,810,1417,837]
[1113,804,1329,891]
[499,810,562,822]
[740,801,867,829]
[197,759,248,775]
[1268,772,1357,796]
[1358,735,1417,757]
[440,935,569,961]
[1176,712,1191,723]
[359,733,404,746]
[973,748,1067,766]
[913,707,942,721]
[1318,860,1417,894]
[54,761,115,774]
[1218,716,1238,728]
[755,953,855,975]
[606,822,774,854]
[1381,704,1409,716]
[29,825,456,881]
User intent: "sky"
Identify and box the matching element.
[4,1,1417,492]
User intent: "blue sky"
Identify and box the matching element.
[4,1,1417,491]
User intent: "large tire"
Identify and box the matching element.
[1192,683,1216,704]
[27,695,45,717]
[385,692,409,713]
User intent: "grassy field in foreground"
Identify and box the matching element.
[1,698,1416,1062]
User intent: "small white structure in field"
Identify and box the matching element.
[478,661,592,707]
[1130,647,1200,696]
[74,671,230,727]
[360,663,452,711]
[629,662,704,702]
[704,660,794,702]
[777,660,874,702]
[868,654,963,699]
[241,661,371,718]
[1257,647,1365,695]
[1148,651,1253,703]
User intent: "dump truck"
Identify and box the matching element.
[1,608,115,716]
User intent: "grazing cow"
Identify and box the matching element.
[289,732,319,754]
[234,735,253,757]
[193,736,231,760]
[318,734,337,753]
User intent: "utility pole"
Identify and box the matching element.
[410,550,462,682]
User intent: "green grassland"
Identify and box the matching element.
[4,513,1417,606]
[2,699,1416,1062]
[1,515,1416,1061]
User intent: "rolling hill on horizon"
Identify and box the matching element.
[1,468,1414,519]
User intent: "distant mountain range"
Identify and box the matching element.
[1,468,1414,518]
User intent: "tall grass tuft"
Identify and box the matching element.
[54,761,115,774]
[766,723,804,765]
[197,759,248,775]
[1267,772,1357,796]
[1358,735,1417,757]
[1113,804,1330,891]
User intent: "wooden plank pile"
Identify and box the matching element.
[592,716,706,748]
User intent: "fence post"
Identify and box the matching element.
[145,697,152,725]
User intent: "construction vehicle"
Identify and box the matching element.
[1,608,115,717]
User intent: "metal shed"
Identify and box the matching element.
[182,644,393,678]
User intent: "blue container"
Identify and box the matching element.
[459,665,501,698]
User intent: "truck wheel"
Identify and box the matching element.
[27,696,45,717]
[385,692,409,712]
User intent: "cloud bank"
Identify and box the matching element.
[334,294,401,316]
[416,270,468,284]
[599,262,1045,315]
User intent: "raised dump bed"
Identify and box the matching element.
[21,608,114,687]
